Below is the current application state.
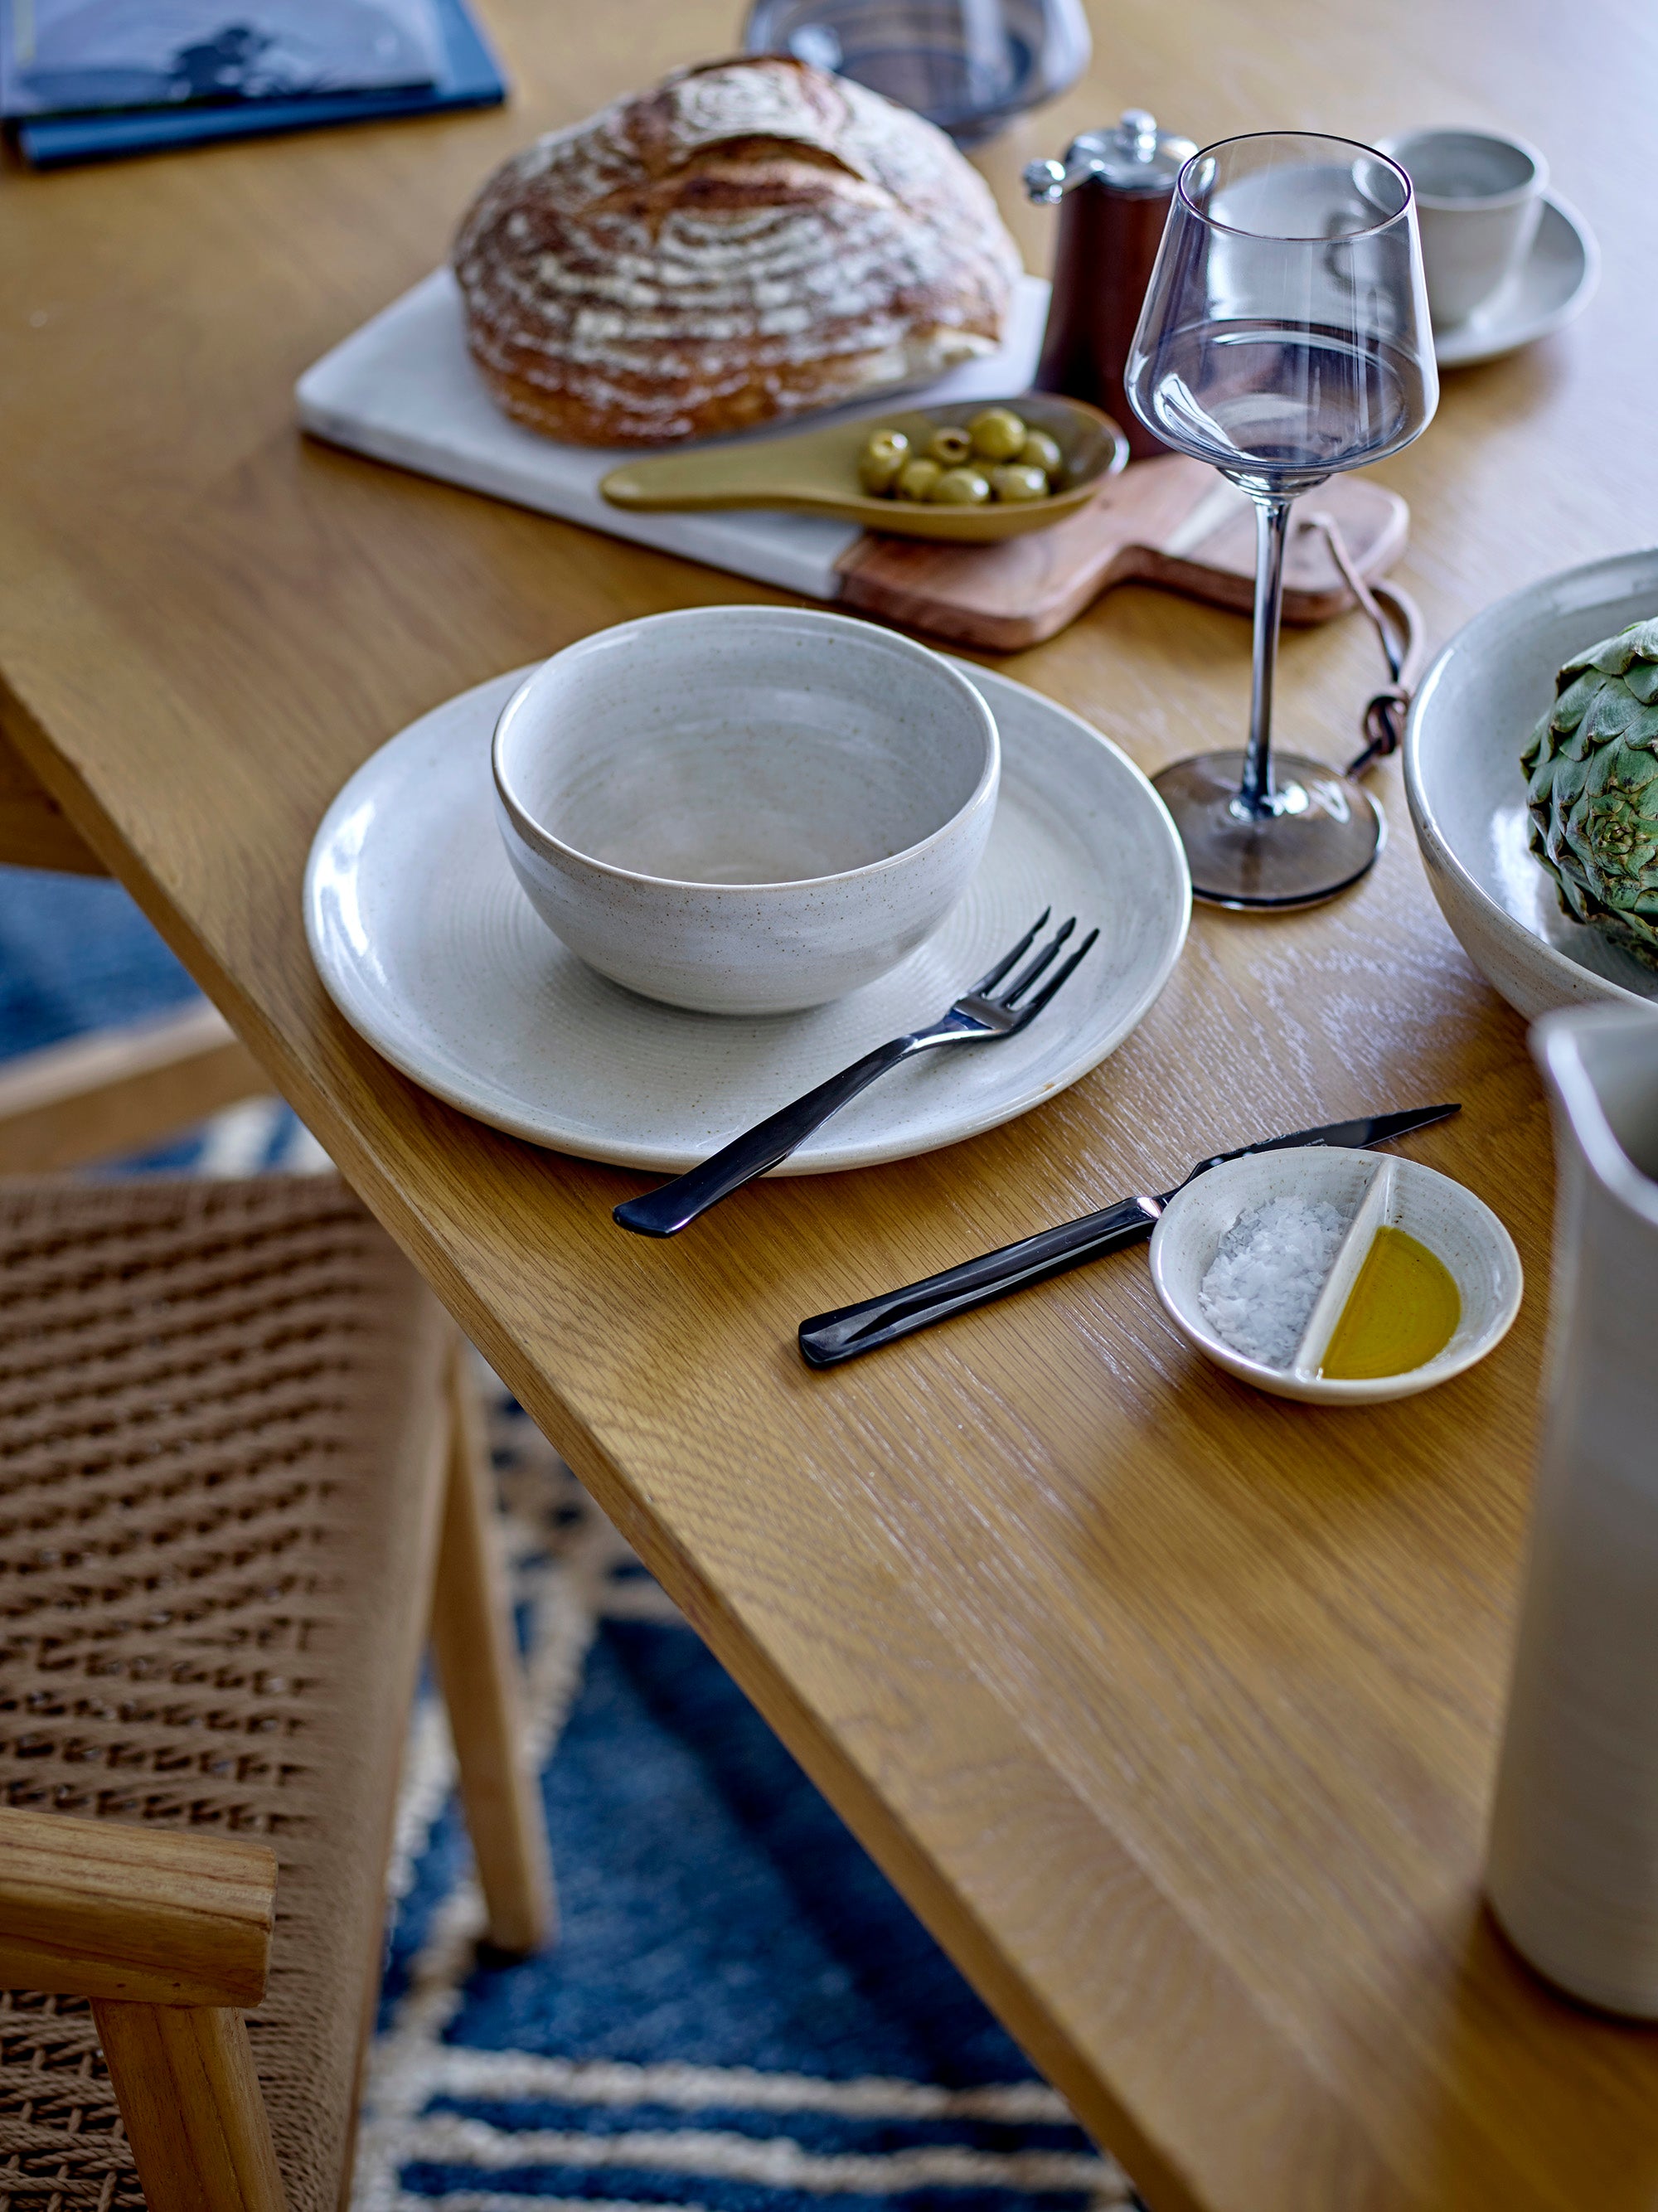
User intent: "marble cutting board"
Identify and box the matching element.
[296,268,1406,648]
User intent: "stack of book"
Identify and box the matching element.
[2,0,505,167]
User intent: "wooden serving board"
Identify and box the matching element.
[297,271,1408,655]
[836,457,1408,650]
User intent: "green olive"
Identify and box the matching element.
[1018,428,1064,478]
[987,463,1050,503]
[894,457,943,501]
[927,425,973,466]
[858,429,910,495]
[928,466,991,506]
[968,407,1027,463]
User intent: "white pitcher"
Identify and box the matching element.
[1486,1002,1658,2014]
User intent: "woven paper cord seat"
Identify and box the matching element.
[0,1173,457,2212]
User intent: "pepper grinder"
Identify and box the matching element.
[1025,109,1195,461]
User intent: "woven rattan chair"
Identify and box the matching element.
[0,1019,553,2212]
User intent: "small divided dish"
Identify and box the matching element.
[1149,1145,1522,1403]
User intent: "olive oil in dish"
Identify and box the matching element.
[1319,1225,1461,1380]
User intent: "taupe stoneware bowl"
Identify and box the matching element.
[492,606,1000,1016]
[1405,546,1658,1020]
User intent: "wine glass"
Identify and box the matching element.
[741,0,1089,143]
[1124,133,1437,907]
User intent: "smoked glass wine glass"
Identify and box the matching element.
[1124,133,1437,906]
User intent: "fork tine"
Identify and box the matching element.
[969,908,1050,997]
[1012,926,1098,1028]
[999,914,1075,1005]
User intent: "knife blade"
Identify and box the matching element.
[797,1102,1460,1370]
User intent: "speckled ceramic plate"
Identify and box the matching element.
[303,662,1190,1171]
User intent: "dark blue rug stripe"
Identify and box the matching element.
[400,2169,1097,2212]
[0,868,198,1057]
[447,1622,1034,2091]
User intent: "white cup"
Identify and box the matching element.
[1377,127,1548,327]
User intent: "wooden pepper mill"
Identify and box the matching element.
[1025,109,1195,460]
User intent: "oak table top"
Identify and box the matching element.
[4,5,1656,2208]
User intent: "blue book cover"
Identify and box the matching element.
[2,0,448,114]
[12,0,503,163]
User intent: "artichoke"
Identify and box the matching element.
[1523,617,1658,968]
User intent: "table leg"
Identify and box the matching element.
[0,710,108,875]
[430,1341,557,1955]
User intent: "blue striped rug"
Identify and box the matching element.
[0,866,1137,2212]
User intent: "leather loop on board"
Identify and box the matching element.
[1300,509,1426,779]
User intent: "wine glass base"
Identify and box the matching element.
[1152,751,1386,909]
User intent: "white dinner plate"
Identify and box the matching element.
[304,661,1190,1171]
[1433,194,1598,368]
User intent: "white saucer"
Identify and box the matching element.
[303,662,1190,1172]
[1433,193,1598,367]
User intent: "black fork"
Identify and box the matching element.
[613,910,1098,1237]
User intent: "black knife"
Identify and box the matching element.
[797,1103,1460,1370]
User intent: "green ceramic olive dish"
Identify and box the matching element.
[599,394,1131,543]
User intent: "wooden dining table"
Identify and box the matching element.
[4,2,1655,2205]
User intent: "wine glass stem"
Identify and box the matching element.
[1239,491,1293,818]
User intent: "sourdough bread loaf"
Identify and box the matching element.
[452,56,1022,446]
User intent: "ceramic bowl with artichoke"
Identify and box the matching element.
[1523,617,1658,968]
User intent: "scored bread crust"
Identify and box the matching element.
[451,56,1023,446]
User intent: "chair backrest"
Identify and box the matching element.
[0,1174,456,2212]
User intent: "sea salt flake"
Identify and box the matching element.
[1198,1195,1350,1370]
